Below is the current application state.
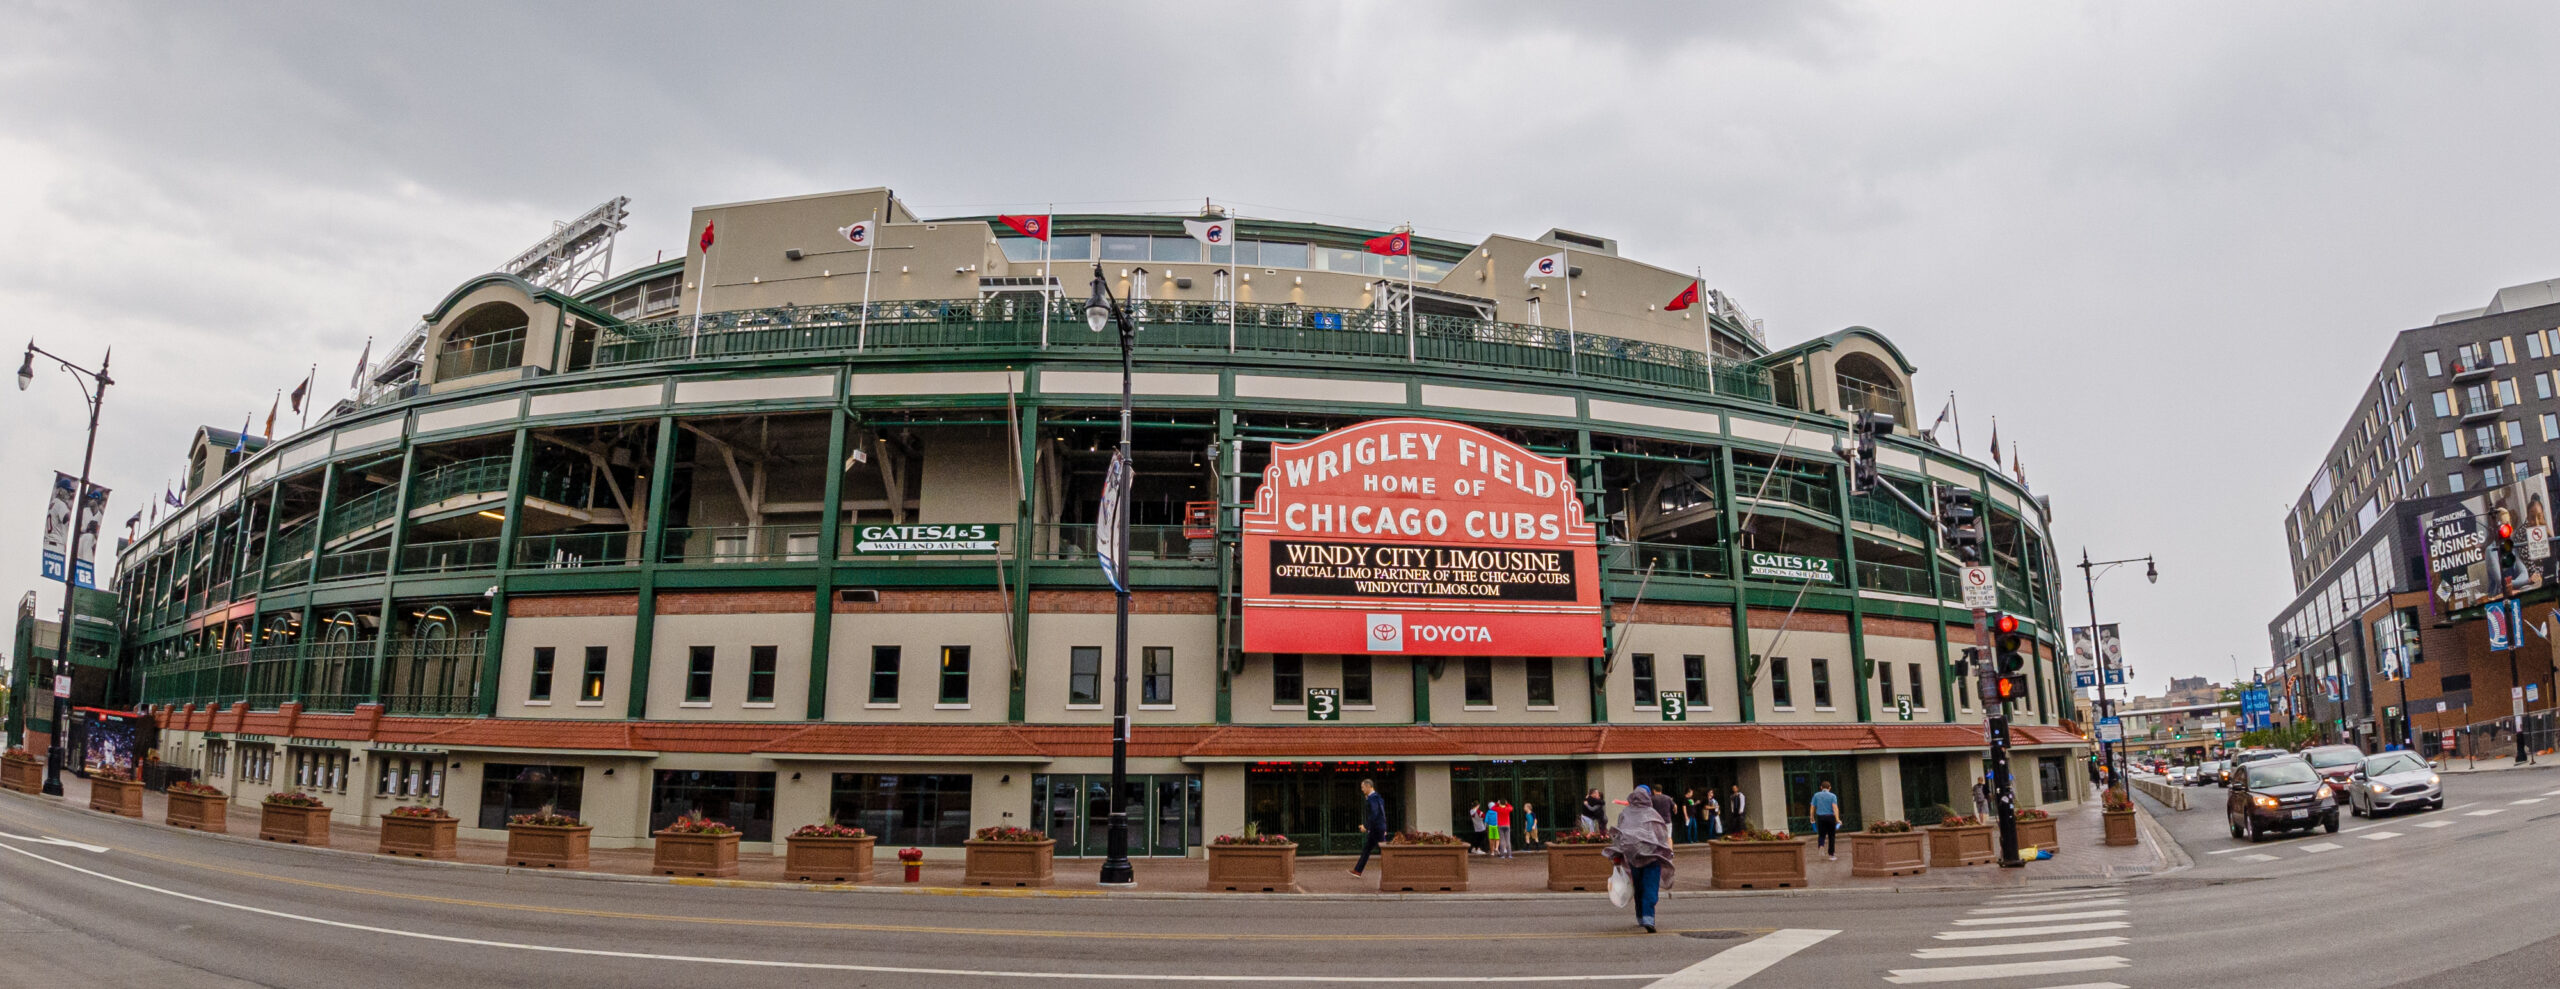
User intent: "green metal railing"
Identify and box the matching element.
[660,526,824,564]
[325,485,400,541]
[1855,560,1939,597]
[515,530,639,569]
[1605,542,1727,579]
[382,635,485,716]
[1847,492,1930,539]
[399,537,501,574]
[409,455,512,507]
[317,548,389,581]
[432,328,525,380]
[1032,524,1211,563]
[1732,466,1838,517]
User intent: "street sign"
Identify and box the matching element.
[2532,525,2554,561]
[52,675,70,698]
[1659,692,1689,722]
[1961,565,1996,609]
[1306,687,1340,721]
[2096,716,2124,743]
[2442,730,2457,753]
[1895,696,1914,721]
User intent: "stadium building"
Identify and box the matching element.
[67,187,2085,856]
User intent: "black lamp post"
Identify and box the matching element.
[2078,549,2155,791]
[18,340,113,797]
[1084,265,1137,886]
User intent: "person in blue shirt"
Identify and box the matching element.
[1809,781,1843,860]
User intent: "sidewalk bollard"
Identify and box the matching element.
[899,847,924,883]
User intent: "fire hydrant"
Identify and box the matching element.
[899,847,924,883]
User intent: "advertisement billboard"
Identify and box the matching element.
[2424,470,2555,615]
[1241,418,1602,657]
[40,472,109,589]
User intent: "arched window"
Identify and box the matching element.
[1834,353,1909,424]
[435,302,530,380]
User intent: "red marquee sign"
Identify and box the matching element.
[1242,418,1602,657]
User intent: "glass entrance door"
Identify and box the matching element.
[1245,762,1403,855]
[1898,753,1952,824]
[1782,755,1861,833]
[1448,760,1586,845]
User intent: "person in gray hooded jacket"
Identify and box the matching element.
[1603,785,1677,933]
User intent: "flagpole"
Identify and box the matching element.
[1949,391,1965,457]
[1696,267,1710,394]
[1042,203,1053,350]
[858,208,878,351]
[1226,207,1238,355]
[689,224,713,359]
[1563,248,1577,377]
[301,364,314,431]
[1405,222,1417,364]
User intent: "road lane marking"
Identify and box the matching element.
[1950,911,2125,926]
[1883,955,2128,984]
[2234,854,2278,863]
[2359,831,2402,841]
[2298,843,2342,853]
[2513,798,2546,805]
[2465,809,2507,817]
[0,842,1698,983]
[2543,790,2560,796]
[2204,848,2247,855]
[2414,821,2454,828]
[1641,929,1837,989]
[0,831,108,853]
[1933,922,2128,940]
[1910,937,2129,959]
[1982,888,2112,901]
[1966,899,2122,915]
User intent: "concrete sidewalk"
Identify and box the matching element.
[26,774,2162,897]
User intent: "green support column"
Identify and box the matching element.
[474,427,532,717]
[368,444,420,707]
[629,415,678,720]
[1007,401,1038,724]
[252,483,283,601]
[1213,407,1235,725]
[809,401,849,721]
[1580,429,1608,723]
[1716,450,1755,723]
[1412,658,1432,723]
[298,462,340,705]
[1841,465,1871,724]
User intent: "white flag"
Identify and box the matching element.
[1182,217,1237,246]
[838,220,875,246]
[1524,251,1567,283]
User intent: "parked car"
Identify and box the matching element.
[2197,760,2227,787]
[2300,745,2367,805]
[2228,756,2340,841]
[2348,750,2444,818]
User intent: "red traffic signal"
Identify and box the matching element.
[2500,521,2516,540]
[1993,612,2019,635]
[1994,675,2025,702]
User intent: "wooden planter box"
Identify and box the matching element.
[1847,831,1928,877]
[2102,809,2139,847]
[1376,841,1469,892]
[963,838,1056,887]
[1205,842,1297,892]
[88,777,144,818]
[784,834,877,883]
[379,815,459,859]
[1545,842,1615,892]
[653,830,742,878]
[1928,823,1998,867]
[506,823,592,869]
[258,802,331,846]
[2016,816,2060,854]
[165,790,228,832]
[0,755,42,794]
[1710,838,1810,889]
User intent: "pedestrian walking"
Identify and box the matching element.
[1702,790,1722,839]
[1581,789,1606,833]
[1468,801,1488,854]
[1971,777,1992,821]
[1603,786,1677,933]
[1680,788,1703,843]
[1491,799,1512,858]
[1810,780,1842,859]
[1521,801,1539,848]
[1349,777,1389,878]
[1726,784,1748,833]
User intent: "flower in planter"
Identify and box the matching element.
[509,811,588,828]
[2,746,31,759]
[2014,808,2053,821]
[167,780,226,797]
[1211,832,1294,845]
[1543,829,1614,845]
[2102,788,2135,813]
[385,804,453,820]
[90,765,136,783]
[1716,828,1796,842]
[790,822,870,839]
[1388,830,1463,845]
[661,814,738,836]
[1864,819,1914,834]
[1932,814,1984,827]
[971,825,1049,843]
[264,791,327,808]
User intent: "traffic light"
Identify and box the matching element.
[1991,611,2030,704]
[2495,518,2529,588]
[1936,486,1982,563]
[1848,411,1893,495]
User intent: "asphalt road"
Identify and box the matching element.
[0,769,2553,988]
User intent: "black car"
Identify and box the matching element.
[2228,756,2340,841]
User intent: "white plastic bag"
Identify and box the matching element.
[1607,863,1633,908]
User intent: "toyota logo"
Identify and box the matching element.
[1372,623,1398,640]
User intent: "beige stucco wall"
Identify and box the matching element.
[498,615,638,720]
[1425,657,1593,724]
[1232,653,1423,725]
[824,611,1011,721]
[645,613,816,721]
[1604,624,1740,724]
[1020,612,1217,724]
[1864,633,1944,723]
[1747,628,1858,723]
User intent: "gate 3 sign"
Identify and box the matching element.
[1241,418,1602,657]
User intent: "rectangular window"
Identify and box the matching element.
[1142,647,1174,706]
[2443,431,2464,458]
[938,646,971,705]
[2449,473,2468,493]
[1771,657,1793,709]
[1631,653,1657,705]
[2539,372,2553,399]
[2506,420,2525,447]
[649,770,777,843]
[831,773,972,847]
[1099,234,1148,260]
[580,646,608,702]
[2542,414,2557,442]
[2499,378,2520,406]
[2433,392,2453,417]
[2486,464,2506,488]
[477,764,583,830]
[1342,655,1373,706]
[1527,657,1555,707]
[868,646,900,704]
[746,645,777,704]
[2493,339,2511,364]
[1272,654,1304,706]
[1908,663,1926,709]
[685,646,715,703]
[204,739,227,777]
[2533,334,2547,360]
[1879,661,1895,703]
[1812,658,1835,709]
[1682,654,1708,708]
[1464,657,1494,707]
[1068,646,1102,706]
[529,646,555,702]
[2424,350,2442,376]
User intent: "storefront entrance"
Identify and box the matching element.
[1033,773,1199,857]
[1633,757,1741,840]
[1449,760,1586,844]
[1246,761,1404,855]
[1898,753,1952,824]
[1782,755,1861,833]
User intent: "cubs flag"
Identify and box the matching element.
[698,221,715,253]
[1183,217,1237,246]
[837,220,874,246]
[1665,281,1700,311]
[289,372,312,414]
[1523,251,1567,282]
[1363,231,1411,256]
[997,214,1050,241]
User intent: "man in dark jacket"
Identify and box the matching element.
[1350,778,1389,877]
[1581,789,1607,832]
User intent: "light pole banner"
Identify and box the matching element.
[1241,418,1603,657]
[40,472,109,589]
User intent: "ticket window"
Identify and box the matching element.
[374,754,447,801]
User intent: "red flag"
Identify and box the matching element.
[1665,281,1700,311]
[1363,231,1411,256]
[997,214,1050,241]
[698,222,715,253]
[264,395,278,438]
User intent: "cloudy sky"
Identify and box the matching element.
[5,1,2558,697]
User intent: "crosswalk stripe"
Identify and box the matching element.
[2465,809,2507,817]
[2298,842,2342,853]
[1982,888,2112,901]
[2413,821,2454,829]
[1643,928,1838,989]
[1912,937,2129,959]
[2542,789,2560,797]
[1951,910,2125,926]
[2000,984,2127,989]
[1933,921,2129,940]
[2236,853,2278,862]
[2204,847,2247,855]
[1883,956,2130,984]
[2359,831,2402,841]
[1968,899,2123,915]
[2513,798,2545,805]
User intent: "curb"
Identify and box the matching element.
[0,788,2147,902]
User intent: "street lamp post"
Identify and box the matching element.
[2077,549,2155,791]
[1085,265,1137,887]
[17,341,113,798]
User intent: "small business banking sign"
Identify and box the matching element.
[1241,418,1602,657]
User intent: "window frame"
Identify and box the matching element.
[867,645,901,706]
[684,645,716,705]
[1141,646,1174,709]
[579,646,608,705]
[1770,656,1794,710]
[1067,645,1103,708]
[529,646,555,703]
[745,644,778,706]
[1462,657,1495,709]
[1271,654,1305,709]
[1526,657,1556,709]
[937,645,972,708]
[1342,655,1374,708]
[1682,654,1708,710]
[1630,652,1658,708]
[1811,657,1835,710]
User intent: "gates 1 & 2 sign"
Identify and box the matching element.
[1241,418,1602,657]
